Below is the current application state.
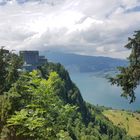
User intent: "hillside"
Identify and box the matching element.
[0,49,137,140]
[42,51,127,73]
[103,109,140,137]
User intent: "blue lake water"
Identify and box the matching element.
[70,72,140,111]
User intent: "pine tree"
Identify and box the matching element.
[0,47,23,95]
[109,31,140,103]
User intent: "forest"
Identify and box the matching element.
[0,46,140,140]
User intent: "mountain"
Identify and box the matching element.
[0,49,136,139]
[41,51,127,73]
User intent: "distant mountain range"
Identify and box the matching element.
[41,51,127,73]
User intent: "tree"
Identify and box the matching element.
[0,47,23,95]
[3,71,77,139]
[109,31,140,103]
[0,47,23,137]
[0,47,9,95]
[0,48,134,140]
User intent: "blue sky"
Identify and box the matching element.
[0,0,140,58]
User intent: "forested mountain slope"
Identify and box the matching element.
[42,51,127,73]
[0,49,138,140]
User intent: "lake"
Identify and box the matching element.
[70,72,140,111]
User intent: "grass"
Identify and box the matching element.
[103,109,140,137]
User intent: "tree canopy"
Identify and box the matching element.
[0,48,137,140]
[0,47,23,95]
[109,31,140,103]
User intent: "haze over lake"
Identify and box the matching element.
[43,51,140,111]
[70,72,140,111]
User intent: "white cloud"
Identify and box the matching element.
[0,0,140,58]
[121,0,140,9]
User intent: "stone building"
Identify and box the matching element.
[20,51,47,71]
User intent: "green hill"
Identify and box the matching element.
[0,49,138,140]
[103,109,140,137]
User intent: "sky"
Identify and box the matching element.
[0,0,140,58]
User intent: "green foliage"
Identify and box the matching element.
[0,47,23,136]
[56,130,73,140]
[38,63,89,122]
[0,47,23,95]
[109,31,140,103]
[1,71,77,139]
[103,110,140,137]
[0,49,137,140]
[0,47,7,95]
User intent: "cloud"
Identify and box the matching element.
[0,0,140,58]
